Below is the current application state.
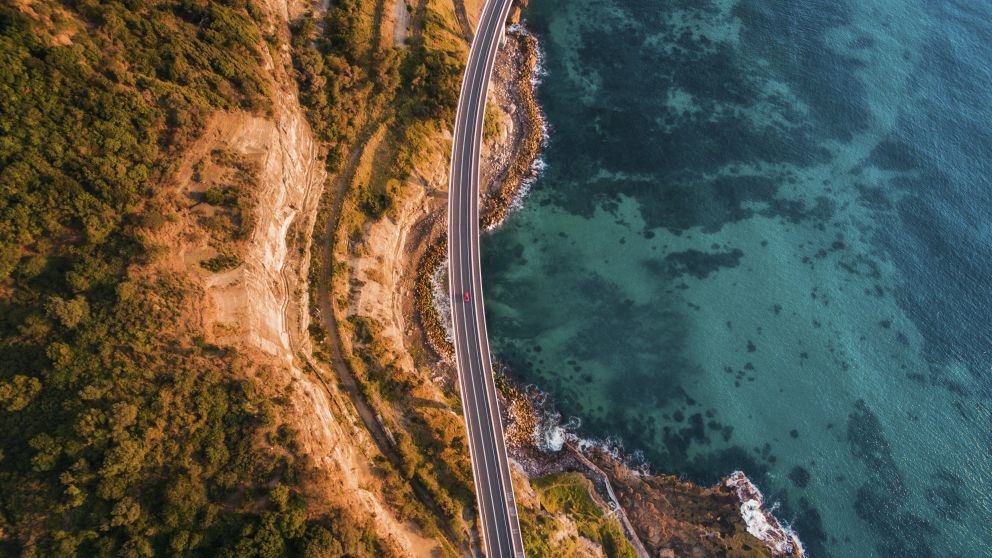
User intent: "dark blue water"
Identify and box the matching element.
[483,1,992,556]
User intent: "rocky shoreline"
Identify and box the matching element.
[415,235,452,357]
[725,471,807,556]
[500,381,807,558]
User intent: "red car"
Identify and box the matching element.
[463,291,471,303]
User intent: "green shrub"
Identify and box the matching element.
[0,3,379,555]
[533,473,638,558]
[204,186,242,207]
[358,184,393,219]
[200,253,242,272]
[400,46,462,122]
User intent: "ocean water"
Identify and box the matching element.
[482,0,992,556]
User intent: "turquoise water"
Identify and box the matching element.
[482,1,992,556]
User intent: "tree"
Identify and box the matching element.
[303,525,344,558]
[0,375,42,412]
[0,245,18,281]
[45,295,90,329]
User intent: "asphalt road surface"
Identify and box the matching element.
[447,0,525,556]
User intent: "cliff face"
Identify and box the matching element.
[182,108,320,359]
[169,1,444,555]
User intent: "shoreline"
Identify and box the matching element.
[486,20,808,558]
[500,379,807,558]
[415,25,547,361]
[415,14,808,557]
[480,24,548,231]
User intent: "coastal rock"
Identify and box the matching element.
[504,384,808,558]
[725,471,807,557]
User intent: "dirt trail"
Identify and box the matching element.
[315,120,389,450]
[313,116,470,553]
[451,0,474,39]
[393,0,411,47]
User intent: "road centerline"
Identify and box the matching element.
[446,0,525,555]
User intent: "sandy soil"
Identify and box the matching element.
[164,1,444,555]
[379,0,411,49]
[393,0,411,47]
[337,122,457,411]
[460,0,485,33]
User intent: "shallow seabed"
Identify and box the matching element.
[483,1,992,556]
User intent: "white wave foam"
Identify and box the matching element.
[430,259,454,343]
[523,383,807,556]
[725,471,807,556]
[509,23,549,88]
[524,384,629,462]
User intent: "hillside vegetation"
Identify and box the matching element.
[0,2,380,556]
[296,0,483,547]
[523,473,637,558]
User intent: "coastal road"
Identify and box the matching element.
[447,0,525,556]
